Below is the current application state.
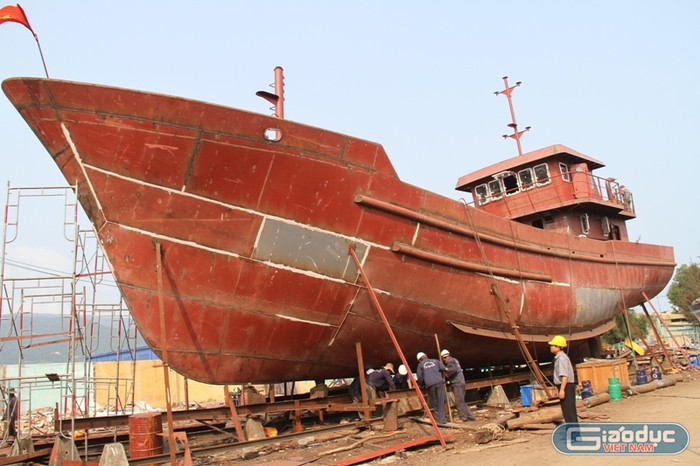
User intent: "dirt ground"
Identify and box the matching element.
[241,372,700,466]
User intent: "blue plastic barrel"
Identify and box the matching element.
[520,385,533,407]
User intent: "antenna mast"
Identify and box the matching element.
[495,76,530,156]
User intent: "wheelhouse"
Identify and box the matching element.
[456,144,635,240]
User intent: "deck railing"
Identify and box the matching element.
[472,171,635,215]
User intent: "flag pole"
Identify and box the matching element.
[32,32,49,78]
[0,4,50,78]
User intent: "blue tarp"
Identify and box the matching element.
[90,346,158,362]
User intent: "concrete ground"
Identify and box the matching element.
[247,371,700,465]
[393,373,700,466]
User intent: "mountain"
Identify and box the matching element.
[0,313,145,364]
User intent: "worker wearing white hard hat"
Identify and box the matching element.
[416,351,447,424]
[393,364,412,389]
[441,349,475,422]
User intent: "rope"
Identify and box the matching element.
[480,422,506,440]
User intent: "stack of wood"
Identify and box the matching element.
[506,393,610,432]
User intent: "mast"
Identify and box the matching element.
[495,76,530,156]
[256,66,285,119]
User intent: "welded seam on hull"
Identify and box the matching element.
[85,163,390,251]
[61,123,106,218]
[181,131,203,192]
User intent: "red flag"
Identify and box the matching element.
[0,4,33,33]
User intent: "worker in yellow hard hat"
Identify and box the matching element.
[548,335,567,347]
[549,335,578,424]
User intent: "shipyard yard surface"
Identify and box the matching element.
[224,374,700,466]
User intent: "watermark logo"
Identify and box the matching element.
[551,422,689,455]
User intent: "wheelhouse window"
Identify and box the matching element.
[580,213,590,235]
[501,172,519,196]
[488,179,502,199]
[518,168,534,190]
[559,162,570,182]
[475,184,489,205]
[534,163,550,186]
[601,217,611,237]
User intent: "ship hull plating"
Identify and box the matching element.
[3,78,674,383]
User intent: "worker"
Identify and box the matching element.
[367,363,396,396]
[620,185,633,211]
[416,352,447,424]
[348,368,375,403]
[393,364,411,389]
[549,335,578,424]
[441,349,476,421]
[2,387,17,439]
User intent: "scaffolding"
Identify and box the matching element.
[0,184,139,445]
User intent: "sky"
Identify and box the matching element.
[1,1,699,311]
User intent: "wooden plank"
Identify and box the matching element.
[0,447,53,466]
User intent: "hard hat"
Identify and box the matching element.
[398,364,408,375]
[548,335,567,347]
[384,363,395,373]
[440,349,450,357]
[416,352,427,361]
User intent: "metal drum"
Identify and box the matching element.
[129,412,164,460]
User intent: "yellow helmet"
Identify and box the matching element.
[548,335,567,347]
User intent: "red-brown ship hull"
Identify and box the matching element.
[2,78,675,384]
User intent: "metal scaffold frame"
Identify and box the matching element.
[0,183,139,449]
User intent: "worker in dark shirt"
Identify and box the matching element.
[367,363,396,396]
[2,387,18,439]
[441,349,476,421]
[393,364,411,389]
[416,352,447,424]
